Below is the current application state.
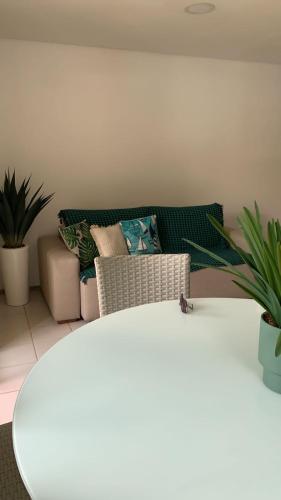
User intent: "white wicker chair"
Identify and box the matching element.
[95,254,190,317]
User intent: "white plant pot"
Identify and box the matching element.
[0,245,29,306]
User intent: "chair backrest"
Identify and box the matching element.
[95,254,190,317]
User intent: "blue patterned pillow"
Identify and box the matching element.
[120,215,162,255]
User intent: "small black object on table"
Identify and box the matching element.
[179,294,193,314]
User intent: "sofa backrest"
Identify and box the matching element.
[58,203,224,253]
[149,204,224,253]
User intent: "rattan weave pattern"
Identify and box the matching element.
[0,423,30,499]
[95,254,190,316]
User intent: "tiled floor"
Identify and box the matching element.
[0,289,85,424]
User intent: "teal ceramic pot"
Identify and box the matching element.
[258,314,281,393]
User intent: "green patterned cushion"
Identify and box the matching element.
[120,215,162,255]
[59,221,98,269]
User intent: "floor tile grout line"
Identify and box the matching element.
[1,290,72,370]
[0,361,35,370]
[0,389,20,395]
[0,359,36,369]
[0,342,36,351]
[0,302,36,369]
[23,304,39,361]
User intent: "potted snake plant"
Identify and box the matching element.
[0,171,54,306]
[184,203,281,393]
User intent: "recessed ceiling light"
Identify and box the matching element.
[185,3,216,15]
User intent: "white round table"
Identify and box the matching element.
[13,298,281,500]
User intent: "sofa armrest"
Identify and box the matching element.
[225,227,249,253]
[38,235,81,322]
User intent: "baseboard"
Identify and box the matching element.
[57,318,81,324]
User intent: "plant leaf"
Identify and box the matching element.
[0,170,54,247]
[183,202,281,340]
[275,332,281,357]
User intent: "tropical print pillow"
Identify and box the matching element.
[119,215,162,255]
[59,220,98,269]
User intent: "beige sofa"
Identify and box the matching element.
[38,228,249,323]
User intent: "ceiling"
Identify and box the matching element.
[1,0,281,64]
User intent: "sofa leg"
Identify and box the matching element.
[57,318,81,324]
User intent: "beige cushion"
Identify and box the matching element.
[90,224,129,257]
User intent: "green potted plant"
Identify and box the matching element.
[184,203,281,393]
[0,171,54,306]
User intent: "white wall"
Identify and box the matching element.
[1,39,281,286]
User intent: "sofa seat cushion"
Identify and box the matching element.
[190,246,243,272]
[79,246,243,284]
